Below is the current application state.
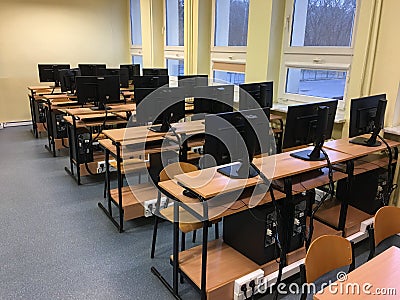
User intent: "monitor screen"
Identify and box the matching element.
[142,68,168,76]
[120,64,140,79]
[239,81,273,110]
[282,100,338,149]
[193,85,234,116]
[38,64,71,85]
[132,75,169,89]
[349,94,387,138]
[204,108,272,178]
[78,64,106,76]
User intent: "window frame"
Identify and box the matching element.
[129,0,143,64]
[278,0,360,110]
[164,0,184,69]
[210,0,250,82]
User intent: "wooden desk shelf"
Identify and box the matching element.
[109,183,158,221]
[314,200,372,237]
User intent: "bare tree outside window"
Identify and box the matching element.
[215,0,250,47]
[291,0,356,47]
[166,0,184,46]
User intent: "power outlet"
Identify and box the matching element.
[144,197,170,217]
[96,160,116,174]
[234,269,264,300]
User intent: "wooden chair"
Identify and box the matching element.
[368,206,400,260]
[299,235,355,300]
[151,162,220,258]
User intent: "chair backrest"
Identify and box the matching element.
[374,206,400,246]
[305,235,353,283]
[159,162,198,182]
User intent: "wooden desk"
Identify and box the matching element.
[27,86,52,138]
[156,146,353,300]
[315,246,400,299]
[171,147,352,200]
[321,136,400,235]
[65,103,135,116]
[324,135,400,158]
[99,120,205,232]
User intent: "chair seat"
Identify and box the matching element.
[160,206,204,233]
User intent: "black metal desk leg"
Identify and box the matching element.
[173,200,180,294]
[200,221,209,300]
[116,142,124,233]
[105,149,112,216]
[338,160,354,232]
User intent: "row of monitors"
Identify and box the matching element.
[203,94,387,178]
[38,64,168,91]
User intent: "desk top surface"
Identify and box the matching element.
[169,147,352,199]
[65,103,135,116]
[324,135,400,157]
[103,120,205,144]
[27,85,51,91]
[42,94,70,100]
[315,246,400,299]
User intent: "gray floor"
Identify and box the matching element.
[0,126,372,300]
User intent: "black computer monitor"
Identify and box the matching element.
[59,68,80,93]
[239,81,273,110]
[120,64,140,79]
[203,108,271,179]
[132,75,169,89]
[76,75,121,110]
[105,68,129,88]
[349,94,387,138]
[178,75,208,87]
[282,100,338,150]
[136,86,186,132]
[78,64,106,76]
[289,105,330,161]
[142,68,168,76]
[38,64,71,86]
[193,85,234,116]
[350,97,387,147]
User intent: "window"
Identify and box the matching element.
[130,0,142,46]
[165,0,184,47]
[165,0,185,74]
[211,0,250,84]
[166,59,184,76]
[279,0,358,109]
[213,70,245,85]
[130,0,143,70]
[132,55,143,73]
[214,0,249,47]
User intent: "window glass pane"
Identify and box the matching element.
[130,0,142,45]
[285,68,346,100]
[214,0,250,47]
[166,0,184,46]
[167,59,184,76]
[132,55,143,74]
[291,0,356,47]
[213,70,245,85]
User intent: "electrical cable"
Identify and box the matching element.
[249,162,283,300]
[306,148,334,250]
[378,134,393,205]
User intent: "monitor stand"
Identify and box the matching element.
[217,162,258,179]
[90,106,111,111]
[148,124,174,133]
[290,149,325,161]
[350,136,381,147]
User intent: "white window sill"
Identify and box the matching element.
[271,103,346,124]
[384,126,400,136]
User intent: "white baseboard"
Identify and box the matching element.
[1,121,32,128]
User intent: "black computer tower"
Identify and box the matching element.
[336,168,388,215]
[50,111,68,139]
[223,192,310,265]
[70,127,93,164]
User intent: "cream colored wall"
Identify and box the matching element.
[370,0,400,128]
[0,0,130,123]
